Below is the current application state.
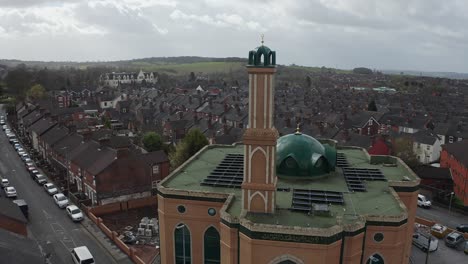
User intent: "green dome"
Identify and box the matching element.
[248,45,276,67]
[276,132,336,177]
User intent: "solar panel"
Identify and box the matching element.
[200,154,245,188]
[291,189,344,213]
[336,153,349,167]
[342,167,386,192]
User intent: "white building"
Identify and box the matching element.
[101,70,158,87]
[412,130,443,164]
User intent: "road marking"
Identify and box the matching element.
[50,223,77,250]
[43,209,53,220]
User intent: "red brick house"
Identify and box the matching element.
[440,140,468,206]
[344,111,384,136]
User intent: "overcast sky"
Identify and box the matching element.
[0,0,467,72]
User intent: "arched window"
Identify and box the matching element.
[174,223,191,264]
[204,226,220,264]
[279,261,297,264]
[366,253,384,264]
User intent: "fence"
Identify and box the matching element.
[84,196,159,263]
[416,216,468,240]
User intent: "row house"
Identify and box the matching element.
[343,111,384,136]
[440,140,468,206]
[39,126,69,161]
[28,118,57,151]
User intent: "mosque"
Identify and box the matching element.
[157,41,419,264]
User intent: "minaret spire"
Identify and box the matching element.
[242,42,278,214]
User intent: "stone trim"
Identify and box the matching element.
[269,254,305,264]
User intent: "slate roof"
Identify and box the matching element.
[345,111,385,128]
[0,229,42,264]
[139,150,169,166]
[52,133,84,157]
[28,118,57,135]
[0,197,27,223]
[22,110,43,127]
[411,130,440,145]
[41,126,69,146]
[443,140,468,167]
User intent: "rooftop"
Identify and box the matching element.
[161,143,417,228]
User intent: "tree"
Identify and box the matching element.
[367,100,378,112]
[189,72,196,82]
[352,67,373,75]
[142,132,163,152]
[27,84,46,99]
[393,137,419,168]
[305,75,312,88]
[170,128,208,169]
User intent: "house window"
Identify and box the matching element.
[152,180,159,189]
[122,108,127,113]
[104,102,108,106]
[369,119,373,126]
[426,145,430,151]
[152,165,160,175]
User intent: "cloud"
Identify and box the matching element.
[0,0,467,72]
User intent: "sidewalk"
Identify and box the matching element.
[81,217,133,264]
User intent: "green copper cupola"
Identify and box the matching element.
[248,35,276,67]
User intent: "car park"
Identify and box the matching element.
[43,183,58,195]
[5,186,17,198]
[1,179,9,188]
[456,224,468,233]
[417,194,432,208]
[71,246,94,264]
[53,193,69,208]
[445,231,465,248]
[66,205,84,222]
[33,174,47,185]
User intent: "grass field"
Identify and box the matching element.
[129,61,245,75]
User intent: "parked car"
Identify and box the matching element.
[53,193,69,208]
[413,232,438,252]
[30,169,40,178]
[18,150,26,156]
[456,224,468,233]
[25,161,34,167]
[21,154,30,161]
[10,138,18,144]
[43,183,58,195]
[14,143,21,150]
[445,231,465,248]
[417,194,432,208]
[71,246,94,264]
[1,179,9,188]
[66,205,84,222]
[5,186,17,198]
[33,174,47,185]
[2,125,7,130]
[430,224,449,239]
[27,166,36,173]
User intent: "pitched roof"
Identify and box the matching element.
[22,110,43,127]
[29,118,57,135]
[52,133,84,156]
[412,130,440,145]
[139,150,169,166]
[443,140,468,167]
[41,126,69,146]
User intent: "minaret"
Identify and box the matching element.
[242,37,278,214]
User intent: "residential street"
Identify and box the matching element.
[416,204,467,229]
[0,112,130,263]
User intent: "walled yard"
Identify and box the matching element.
[101,205,159,263]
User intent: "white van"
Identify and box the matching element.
[417,194,432,208]
[412,232,438,252]
[71,246,95,264]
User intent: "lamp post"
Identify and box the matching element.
[175,223,186,263]
[448,192,454,215]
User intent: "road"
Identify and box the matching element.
[0,112,122,263]
[416,205,467,229]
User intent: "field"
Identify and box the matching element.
[129,61,245,75]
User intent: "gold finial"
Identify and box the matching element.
[261,34,264,46]
[295,123,301,134]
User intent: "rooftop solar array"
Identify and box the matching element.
[342,167,386,192]
[200,154,244,188]
[291,189,344,213]
[336,152,350,167]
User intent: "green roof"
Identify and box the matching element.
[160,144,417,229]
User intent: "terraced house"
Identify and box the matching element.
[157,43,419,264]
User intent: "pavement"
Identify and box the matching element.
[0,108,132,263]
